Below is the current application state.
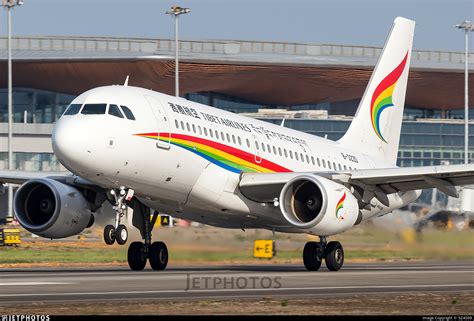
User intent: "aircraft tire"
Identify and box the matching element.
[116,224,128,245]
[324,241,344,271]
[103,225,116,245]
[303,241,322,271]
[128,242,147,271]
[149,241,168,271]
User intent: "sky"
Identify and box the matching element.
[0,0,472,52]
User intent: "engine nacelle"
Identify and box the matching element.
[279,175,359,235]
[14,178,92,238]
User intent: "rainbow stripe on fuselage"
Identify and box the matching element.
[135,132,292,174]
[370,52,408,143]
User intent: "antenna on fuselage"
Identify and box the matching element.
[123,75,130,87]
[280,118,285,127]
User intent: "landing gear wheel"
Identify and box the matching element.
[128,242,147,271]
[324,241,344,271]
[303,241,323,271]
[149,241,168,271]
[104,225,116,245]
[116,225,128,245]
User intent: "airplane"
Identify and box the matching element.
[1,17,473,271]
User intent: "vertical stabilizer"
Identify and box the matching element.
[338,17,415,166]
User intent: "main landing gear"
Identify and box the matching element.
[103,187,129,245]
[303,236,344,271]
[127,201,168,271]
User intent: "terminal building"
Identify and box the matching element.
[0,36,473,217]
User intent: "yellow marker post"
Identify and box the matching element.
[1,228,21,246]
[253,240,274,258]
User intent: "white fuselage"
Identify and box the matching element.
[52,85,417,234]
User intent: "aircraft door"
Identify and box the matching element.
[145,95,171,149]
[252,133,262,164]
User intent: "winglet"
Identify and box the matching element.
[124,75,130,87]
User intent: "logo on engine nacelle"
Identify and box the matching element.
[335,192,346,223]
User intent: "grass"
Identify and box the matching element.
[0,227,473,265]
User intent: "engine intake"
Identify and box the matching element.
[279,175,359,235]
[14,178,92,238]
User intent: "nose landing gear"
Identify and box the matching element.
[103,186,129,245]
[303,236,344,271]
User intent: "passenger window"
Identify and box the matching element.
[255,141,259,150]
[221,132,225,141]
[246,139,250,147]
[238,137,242,145]
[108,104,124,118]
[63,104,82,115]
[317,158,321,167]
[198,126,202,135]
[322,159,326,168]
[192,124,196,133]
[301,153,305,162]
[215,130,219,139]
[310,156,313,164]
[261,143,266,152]
[295,153,299,161]
[343,165,347,170]
[284,149,288,158]
[175,120,179,129]
[267,144,271,153]
[289,151,293,159]
[121,106,136,120]
[204,127,208,136]
[333,162,337,170]
[232,135,236,144]
[328,162,332,170]
[81,104,107,115]
[180,121,185,130]
[273,146,277,154]
[226,133,230,142]
[278,147,282,156]
[209,129,213,138]
[186,123,191,131]
[338,164,342,171]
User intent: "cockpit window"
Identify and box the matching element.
[120,105,136,120]
[81,104,107,115]
[108,104,124,118]
[63,104,82,115]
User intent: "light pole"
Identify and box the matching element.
[455,21,473,164]
[165,5,190,97]
[2,0,23,223]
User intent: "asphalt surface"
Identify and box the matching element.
[0,262,472,304]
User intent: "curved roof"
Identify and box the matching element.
[0,36,472,109]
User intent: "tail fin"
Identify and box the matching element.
[338,17,415,166]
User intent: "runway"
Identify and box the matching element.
[0,261,472,304]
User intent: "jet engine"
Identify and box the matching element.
[279,175,360,235]
[14,178,92,238]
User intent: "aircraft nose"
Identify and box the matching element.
[52,117,94,172]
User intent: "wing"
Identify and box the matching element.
[0,170,71,185]
[239,164,474,206]
[0,170,102,190]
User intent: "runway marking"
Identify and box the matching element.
[0,282,74,286]
[0,283,472,298]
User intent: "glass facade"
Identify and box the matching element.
[0,152,65,172]
[0,88,74,123]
